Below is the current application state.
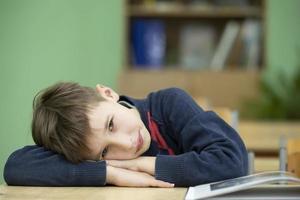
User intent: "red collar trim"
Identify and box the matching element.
[147,112,174,155]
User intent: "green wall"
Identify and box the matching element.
[266,0,300,74]
[0,0,123,183]
[262,0,300,102]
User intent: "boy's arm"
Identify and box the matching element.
[4,145,106,186]
[4,145,173,187]
[106,165,173,187]
[106,156,156,176]
[153,88,248,186]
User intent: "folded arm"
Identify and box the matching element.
[4,145,107,186]
[154,88,248,186]
[4,145,173,187]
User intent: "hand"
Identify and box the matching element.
[106,157,156,175]
[106,165,174,187]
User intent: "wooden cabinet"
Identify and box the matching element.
[119,0,266,110]
[124,0,266,70]
[118,69,260,110]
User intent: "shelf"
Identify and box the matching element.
[126,0,265,69]
[125,66,262,71]
[123,1,266,106]
[120,68,263,77]
[129,5,262,18]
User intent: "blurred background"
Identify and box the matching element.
[1,0,300,183]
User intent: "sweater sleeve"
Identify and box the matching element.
[4,145,106,186]
[154,88,248,187]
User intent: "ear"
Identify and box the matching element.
[96,84,119,102]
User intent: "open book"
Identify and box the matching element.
[185,171,300,200]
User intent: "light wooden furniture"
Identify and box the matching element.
[118,0,266,112]
[254,157,279,172]
[193,96,210,110]
[125,0,266,69]
[239,121,300,154]
[239,121,300,172]
[117,70,260,110]
[0,185,187,200]
[2,185,300,200]
[210,106,238,128]
[119,0,266,111]
[287,138,300,178]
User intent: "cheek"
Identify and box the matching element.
[117,112,141,129]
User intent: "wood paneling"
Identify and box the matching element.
[118,70,260,109]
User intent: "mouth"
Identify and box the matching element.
[136,130,144,153]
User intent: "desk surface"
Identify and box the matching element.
[0,185,187,200]
[2,185,300,200]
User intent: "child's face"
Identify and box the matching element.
[86,85,151,161]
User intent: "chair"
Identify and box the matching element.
[194,96,238,129]
[279,137,300,178]
[287,138,300,178]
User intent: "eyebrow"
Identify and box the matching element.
[96,115,110,160]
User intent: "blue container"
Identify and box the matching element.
[131,19,166,68]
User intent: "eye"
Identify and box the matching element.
[108,117,114,132]
[102,147,108,158]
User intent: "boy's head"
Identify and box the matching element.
[32,82,151,163]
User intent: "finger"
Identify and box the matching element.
[152,180,175,188]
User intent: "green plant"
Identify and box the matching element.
[242,66,300,120]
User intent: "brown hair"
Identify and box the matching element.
[31,82,104,163]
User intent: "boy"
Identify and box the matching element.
[4,82,248,187]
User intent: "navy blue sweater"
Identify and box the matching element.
[4,88,248,187]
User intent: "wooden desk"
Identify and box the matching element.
[0,185,187,200]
